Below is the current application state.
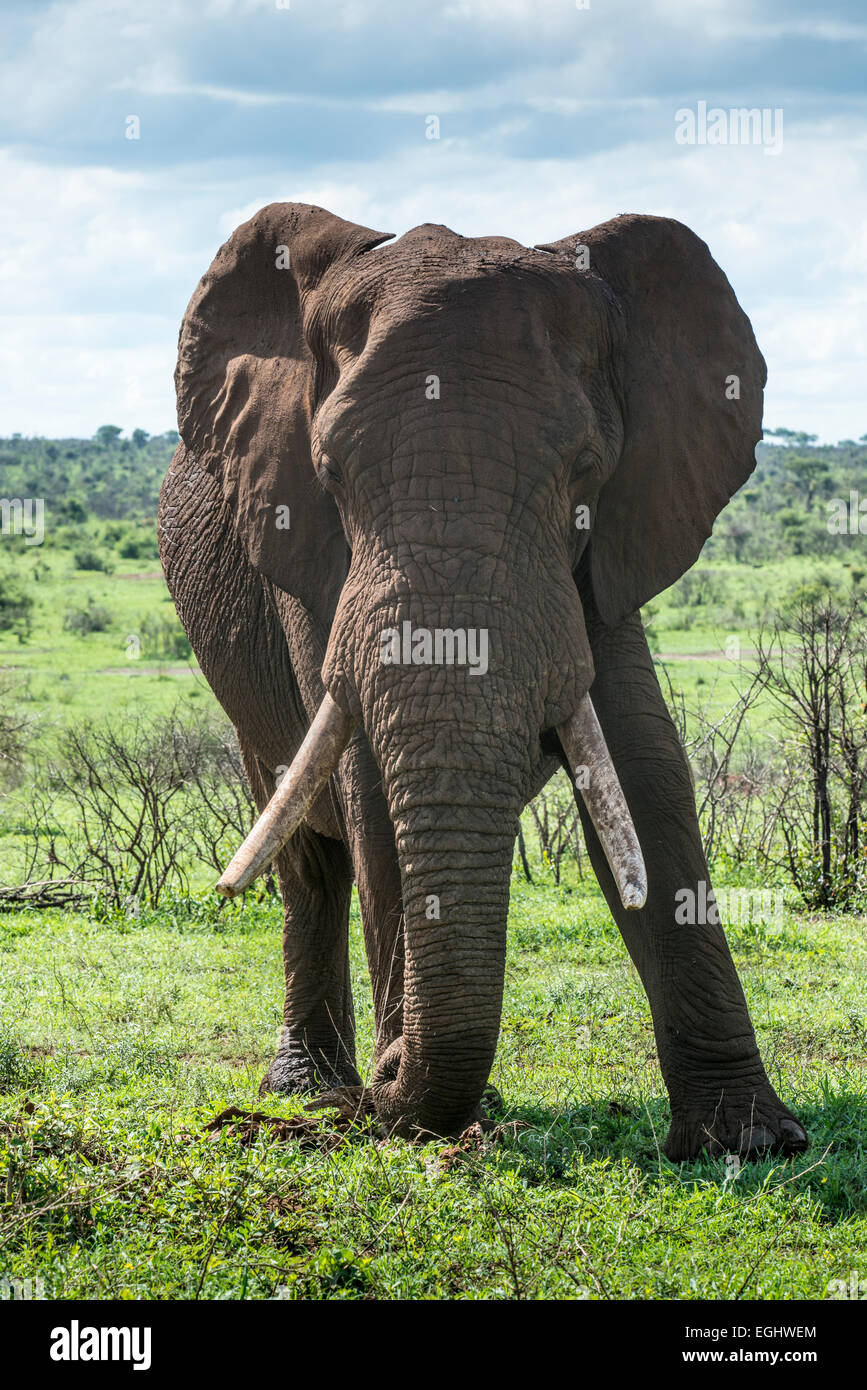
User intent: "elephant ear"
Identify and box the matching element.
[175,203,392,627]
[539,215,766,625]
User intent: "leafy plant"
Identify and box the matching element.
[0,572,34,641]
[63,603,113,635]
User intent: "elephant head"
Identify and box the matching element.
[176,203,764,1136]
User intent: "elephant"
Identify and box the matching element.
[158,202,808,1159]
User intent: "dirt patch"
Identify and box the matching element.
[656,648,759,662]
[201,1100,375,1152]
[97,665,198,676]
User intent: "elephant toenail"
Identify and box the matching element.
[779,1118,808,1148]
[744,1126,775,1152]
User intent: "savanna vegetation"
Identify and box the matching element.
[0,428,864,1300]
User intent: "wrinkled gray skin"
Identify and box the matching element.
[159,204,808,1158]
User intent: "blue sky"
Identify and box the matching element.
[1,0,865,441]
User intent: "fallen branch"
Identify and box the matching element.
[0,878,95,910]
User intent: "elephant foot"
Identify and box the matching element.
[259,1027,361,1097]
[371,1036,494,1140]
[664,1083,808,1162]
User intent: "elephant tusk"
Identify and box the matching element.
[557,695,648,912]
[216,693,354,899]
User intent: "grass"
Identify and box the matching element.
[647,552,865,718]
[0,499,865,1300]
[0,526,206,729]
[0,876,864,1300]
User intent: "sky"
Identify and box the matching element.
[0,0,864,443]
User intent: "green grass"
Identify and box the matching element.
[1,449,866,1299]
[0,526,211,729]
[0,877,864,1300]
[647,553,867,719]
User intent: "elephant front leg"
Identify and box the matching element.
[260,828,362,1095]
[575,605,807,1161]
[337,738,406,1061]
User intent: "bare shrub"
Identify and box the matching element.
[0,710,261,910]
[658,662,782,867]
[0,671,35,788]
[755,586,867,909]
[660,584,867,910]
[523,772,585,885]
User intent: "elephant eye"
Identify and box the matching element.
[317,454,344,491]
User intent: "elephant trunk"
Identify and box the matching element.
[371,763,519,1138]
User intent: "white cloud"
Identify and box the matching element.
[0,314,177,436]
[0,0,864,441]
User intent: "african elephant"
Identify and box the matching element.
[158,202,807,1159]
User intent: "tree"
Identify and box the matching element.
[778,508,807,555]
[95,424,123,446]
[61,497,88,523]
[720,518,751,562]
[765,427,819,448]
[786,455,830,512]
[131,428,149,448]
